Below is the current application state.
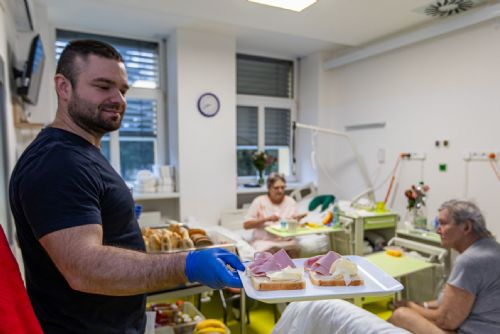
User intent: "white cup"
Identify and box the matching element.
[287,219,299,232]
[160,165,173,179]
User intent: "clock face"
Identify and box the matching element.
[197,93,220,117]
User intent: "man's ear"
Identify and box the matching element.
[463,221,473,234]
[54,74,72,101]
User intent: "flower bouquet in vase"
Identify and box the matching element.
[251,151,276,186]
[404,181,430,231]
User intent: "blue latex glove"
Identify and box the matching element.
[185,248,245,289]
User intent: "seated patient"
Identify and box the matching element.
[243,173,306,258]
[389,200,500,334]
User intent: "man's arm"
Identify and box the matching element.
[40,224,187,296]
[400,284,475,330]
[433,284,475,330]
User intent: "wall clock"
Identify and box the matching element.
[197,92,220,117]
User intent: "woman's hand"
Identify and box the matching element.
[266,214,280,222]
[243,214,280,230]
[293,212,307,221]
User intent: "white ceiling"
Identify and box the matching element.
[36,0,498,58]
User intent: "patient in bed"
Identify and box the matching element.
[243,173,306,258]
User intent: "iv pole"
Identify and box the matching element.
[293,121,376,204]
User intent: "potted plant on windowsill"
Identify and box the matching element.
[251,151,276,186]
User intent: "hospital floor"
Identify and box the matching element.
[198,294,393,334]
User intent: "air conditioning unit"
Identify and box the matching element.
[6,0,35,32]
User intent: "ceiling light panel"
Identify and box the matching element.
[248,0,317,12]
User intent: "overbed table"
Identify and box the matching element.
[365,251,435,300]
[265,224,343,238]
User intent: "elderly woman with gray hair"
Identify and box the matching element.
[389,200,500,334]
[243,173,306,258]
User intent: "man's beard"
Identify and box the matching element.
[67,91,124,135]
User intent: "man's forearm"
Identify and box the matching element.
[406,301,439,321]
[67,245,188,296]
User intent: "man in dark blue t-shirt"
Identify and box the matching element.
[9,39,244,334]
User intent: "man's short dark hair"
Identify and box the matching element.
[56,39,124,87]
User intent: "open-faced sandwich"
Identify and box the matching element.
[247,249,305,291]
[305,251,363,286]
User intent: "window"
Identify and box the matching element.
[55,30,164,182]
[236,54,295,179]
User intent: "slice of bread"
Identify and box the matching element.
[308,270,363,286]
[250,275,305,291]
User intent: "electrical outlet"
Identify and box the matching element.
[410,152,426,160]
[464,150,499,161]
[403,152,426,160]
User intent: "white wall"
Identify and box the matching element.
[303,18,500,238]
[0,0,17,174]
[0,0,56,242]
[0,1,18,241]
[296,54,321,186]
[168,29,237,225]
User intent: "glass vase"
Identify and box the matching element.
[405,205,427,231]
[257,170,265,186]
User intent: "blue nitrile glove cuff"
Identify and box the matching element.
[185,248,245,290]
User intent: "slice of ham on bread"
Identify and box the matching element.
[247,249,305,291]
[305,251,363,286]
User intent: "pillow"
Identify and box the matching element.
[296,194,314,213]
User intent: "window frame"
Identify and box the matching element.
[236,53,298,184]
[237,94,297,183]
[111,86,166,178]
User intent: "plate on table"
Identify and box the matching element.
[238,256,403,304]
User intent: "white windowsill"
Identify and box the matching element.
[237,182,305,194]
[133,192,180,200]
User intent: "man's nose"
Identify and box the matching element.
[110,89,126,107]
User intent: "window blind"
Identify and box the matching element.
[237,105,258,146]
[55,31,159,139]
[55,30,159,88]
[237,54,293,98]
[265,107,290,146]
[120,99,157,137]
